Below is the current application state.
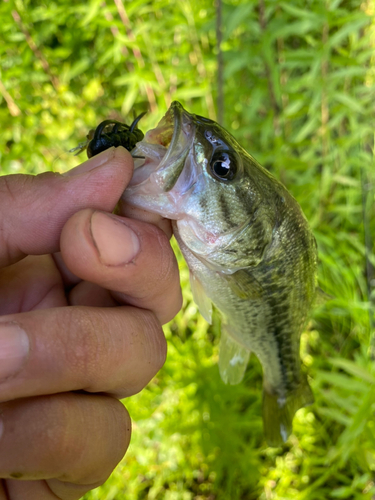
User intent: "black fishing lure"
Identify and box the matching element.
[71,112,146,158]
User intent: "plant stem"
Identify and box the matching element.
[216,0,224,126]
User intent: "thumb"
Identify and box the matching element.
[0,146,132,268]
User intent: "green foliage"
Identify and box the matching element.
[1,0,374,498]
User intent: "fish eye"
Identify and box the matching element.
[210,151,237,181]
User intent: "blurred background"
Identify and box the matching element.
[1,0,375,498]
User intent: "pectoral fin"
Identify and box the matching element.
[219,323,251,385]
[189,271,212,324]
[222,270,263,300]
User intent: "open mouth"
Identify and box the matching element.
[129,102,193,193]
[123,102,252,258]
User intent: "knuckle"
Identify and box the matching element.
[113,309,167,397]
[141,310,167,370]
[22,395,79,472]
[61,308,107,386]
[0,178,23,262]
[58,307,166,395]
[0,175,26,201]
[162,290,183,324]
[71,398,131,485]
[40,395,129,485]
[42,396,76,457]
[0,174,61,265]
[1,395,130,485]
[105,400,131,466]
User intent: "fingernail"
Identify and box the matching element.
[0,323,29,382]
[63,147,116,176]
[90,212,140,266]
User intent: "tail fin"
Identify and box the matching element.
[262,373,314,447]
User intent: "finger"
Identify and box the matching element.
[117,198,173,238]
[0,147,132,268]
[69,281,118,307]
[0,305,166,400]
[60,209,182,324]
[52,251,82,288]
[1,479,58,500]
[0,255,67,316]
[0,393,130,499]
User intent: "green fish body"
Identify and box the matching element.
[123,102,317,446]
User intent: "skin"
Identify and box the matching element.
[0,146,181,500]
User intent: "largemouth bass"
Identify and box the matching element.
[122,101,317,446]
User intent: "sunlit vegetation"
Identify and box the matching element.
[1,0,374,498]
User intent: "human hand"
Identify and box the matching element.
[0,146,182,500]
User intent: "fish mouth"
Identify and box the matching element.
[127,101,194,196]
[124,102,253,265]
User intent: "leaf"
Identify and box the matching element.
[283,99,305,117]
[280,2,322,21]
[121,83,139,116]
[330,486,354,498]
[332,175,360,187]
[328,17,370,49]
[63,58,91,82]
[225,53,250,78]
[174,86,209,99]
[317,407,351,426]
[315,371,369,393]
[271,19,322,39]
[293,117,319,143]
[80,0,102,27]
[334,93,365,114]
[224,4,254,38]
[329,359,375,385]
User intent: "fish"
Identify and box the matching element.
[122,101,317,446]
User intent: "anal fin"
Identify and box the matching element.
[219,323,250,385]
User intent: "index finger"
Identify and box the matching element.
[0,147,132,268]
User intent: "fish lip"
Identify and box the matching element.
[127,101,195,195]
[152,101,190,192]
[157,101,184,171]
